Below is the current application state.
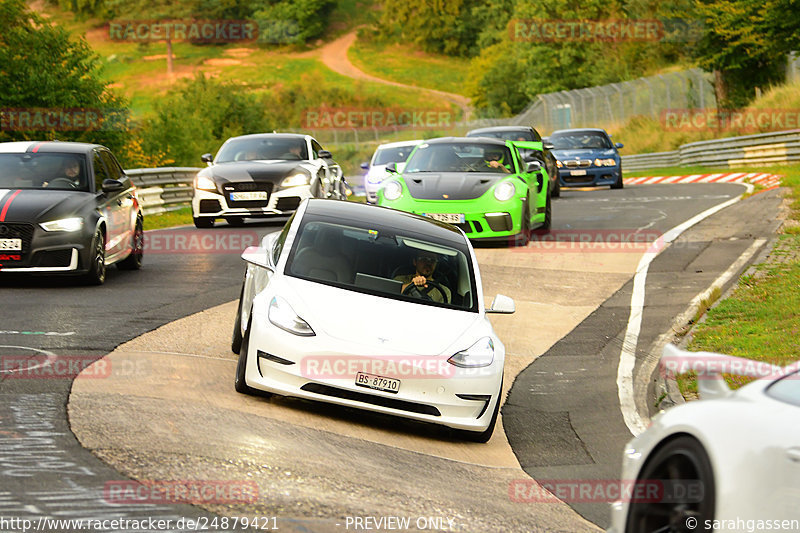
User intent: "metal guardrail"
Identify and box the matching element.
[126,167,201,215]
[622,129,800,172]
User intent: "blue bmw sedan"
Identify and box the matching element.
[548,128,624,190]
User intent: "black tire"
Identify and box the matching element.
[611,171,624,189]
[193,216,214,229]
[457,379,502,443]
[541,194,552,232]
[83,229,106,285]
[231,285,245,354]
[117,218,143,270]
[225,216,246,227]
[551,177,561,198]
[234,314,272,397]
[625,435,715,533]
[513,203,530,247]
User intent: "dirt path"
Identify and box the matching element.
[318,32,472,118]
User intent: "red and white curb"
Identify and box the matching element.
[624,172,782,188]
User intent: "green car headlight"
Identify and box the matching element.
[383,180,403,201]
[493,181,516,202]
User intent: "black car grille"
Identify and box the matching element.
[0,223,34,256]
[563,175,593,184]
[300,383,442,416]
[223,182,273,208]
[31,249,73,267]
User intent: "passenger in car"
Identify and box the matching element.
[394,251,451,303]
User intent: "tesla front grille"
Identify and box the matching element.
[300,383,442,416]
[0,223,34,255]
[564,160,591,168]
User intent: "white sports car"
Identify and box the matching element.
[231,198,515,442]
[610,344,800,532]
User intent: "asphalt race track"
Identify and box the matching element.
[0,184,784,532]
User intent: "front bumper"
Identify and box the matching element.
[244,311,504,432]
[0,221,92,273]
[192,185,312,219]
[558,167,620,188]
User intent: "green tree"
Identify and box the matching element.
[0,0,129,150]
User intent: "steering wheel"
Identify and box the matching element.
[47,178,77,189]
[402,279,449,303]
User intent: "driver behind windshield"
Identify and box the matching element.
[44,157,83,188]
[394,251,451,304]
[484,148,511,173]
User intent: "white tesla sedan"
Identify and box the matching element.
[610,344,800,532]
[231,199,515,442]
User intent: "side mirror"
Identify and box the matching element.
[241,246,273,271]
[385,162,398,173]
[526,160,542,173]
[201,153,213,164]
[101,178,125,194]
[487,294,515,314]
[360,162,370,170]
[543,142,555,150]
[615,142,624,149]
[318,150,332,159]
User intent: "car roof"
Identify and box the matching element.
[0,141,102,154]
[303,199,466,242]
[225,133,310,142]
[420,136,509,147]
[376,139,423,149]
[550,128,608,135]
[467,126,534,134]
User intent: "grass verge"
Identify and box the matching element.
[143,207,193,231]
[676,164,800,397]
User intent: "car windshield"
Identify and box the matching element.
[550,132,612,150]
[404,142,514,173]
[373,144,418,166]
[285,216,478,312]
[216,137,309,163]
[0,153,90,192]
[468,130,536,142]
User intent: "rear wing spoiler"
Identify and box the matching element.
[510,140,543,152]
[661,344,792,399]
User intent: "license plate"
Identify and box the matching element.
[230,191,268,201]
[0,238,22,251]
[570,170,587,176]
[424,213,465,224]
[355,372,400,394]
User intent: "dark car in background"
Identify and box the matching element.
[0,141,143,284]
[191,133,346,228]
[547,128,624,190]
[466,125,560,197]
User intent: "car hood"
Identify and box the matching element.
[551,148,617,160]
[203,160,309,183]
[286,277,482,356]
[0,188,94,224]
[401,172,507,200]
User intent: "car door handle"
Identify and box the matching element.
[787,448,800,463]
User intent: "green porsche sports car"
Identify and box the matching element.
[376,137,551,243]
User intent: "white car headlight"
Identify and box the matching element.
[382,180,402,201]
[594,158,617,167]
[493,181,516,202]
[194,175,216,191]
[556,160,563,168]
[39,217,84,232]
[281,173,310,187]
[603,158,617,166]
[268,296,315,336]
[448,337,494,368]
